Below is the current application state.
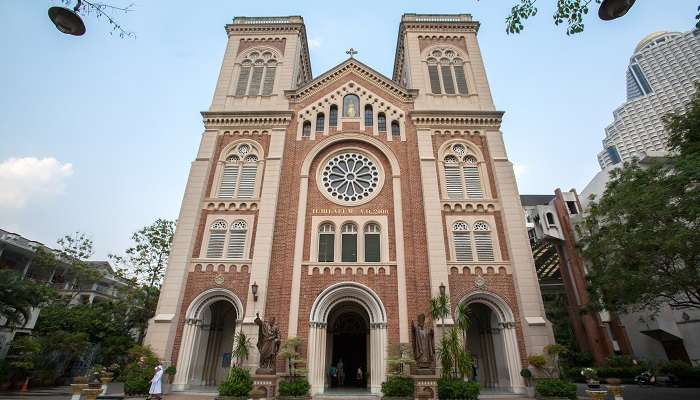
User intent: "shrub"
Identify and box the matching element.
[535,379,576,399]
[596,366,645,379]
[605,354,635,368]
[278,377,310,397]
[659,361,700,387]
[381,376,414,397]
[528,355,547,368]
[118,346,159,395]
[520,368,533,386]
[218,366,253,397]
[436,378,479,400]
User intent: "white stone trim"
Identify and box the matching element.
[444,215,502,263]
[199,214,255,261]
[309,215,389,263]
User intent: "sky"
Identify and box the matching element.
[0,1,696,260]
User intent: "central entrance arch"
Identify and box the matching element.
[307,282,387,395]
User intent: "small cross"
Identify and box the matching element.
[346,48,358,58]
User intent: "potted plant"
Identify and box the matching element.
[217,366,253,400]
[164,365,176,383]
[534,378,576,400]
[520,368,534,398]
[278,337,310,400]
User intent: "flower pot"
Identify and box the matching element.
[70,383,88,396]
[99,377,113,384]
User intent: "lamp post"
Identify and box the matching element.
[439,282,446,297]
[251,281,259,302]
[48,0,86,36]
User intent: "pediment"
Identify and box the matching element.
[285,58,418,105]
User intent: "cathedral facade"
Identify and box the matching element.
[145,14,553,396]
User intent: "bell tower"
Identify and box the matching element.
[209,16,312,112]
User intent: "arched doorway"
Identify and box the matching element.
[172,289,243,391]
[327,302,369,390]
[308,282,387,395]
[460,292,524,394]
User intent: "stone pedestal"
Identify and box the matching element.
[608,385,624,399]
[70,383,88,400]
[251,374,279,400]
[586,389,607,400]
[81,388,103,400]
[413,374,439,400]
[97,382,125,399]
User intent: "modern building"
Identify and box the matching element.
[145,14,554,396]
[0,229,128,359]
[597,29,700,169]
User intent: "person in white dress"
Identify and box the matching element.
[149,365,163,400]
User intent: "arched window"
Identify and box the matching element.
[391,121,400,137]
[426,48,469,95]
[364,105,373,127]
[442,143,483,199]
[235,50,279,96]
[473,221,495,261]
[378,113,387,132]
[546,212,556,226]
[364,223,381,262]
[316,113,325,132]
[206,220,228,258]
[227,220,247,259]
[329,105,338,128]
[341,223,358,262]
[343,94,360,117]
[452,221,473,262]
[318,223,335,262]
[302,121,311,137]
[218,144,260,199]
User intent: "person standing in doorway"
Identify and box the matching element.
[337,359,345,386]
[329,365,337,386]
[356,367,363,384]
[149,365,163,400]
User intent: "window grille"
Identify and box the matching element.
[318,223,335,262]
[364,223,381,262]
[206,220,227,258]
[227,220,247,259]
[341,223,358,262]
[378,113,386,132]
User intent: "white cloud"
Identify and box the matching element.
[513,164,529,177]
[0,157,74,208]
[308,37,322,49]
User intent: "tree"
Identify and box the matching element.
[0,269,54,329]
[110,219,175,342]
[231,331,251,367]
[58,0,136,38]
[430,294,450,334]
[495,1,700,35]
[579,83,700,312]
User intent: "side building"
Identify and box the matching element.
[0,228,128,359]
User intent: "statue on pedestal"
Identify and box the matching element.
[412,313,435,372]
[255,312,281,374]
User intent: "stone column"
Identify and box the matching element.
[501,322,525,394]
[307,323,327,395]
[369,323,387,394]
[172,319,200,391]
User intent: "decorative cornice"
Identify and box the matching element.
[411,111,504,128]
[441,200,499,213]
[285,59,418,104]
[201,111,293,129]
[392,14,480,82]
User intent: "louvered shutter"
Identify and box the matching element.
[444,165,464,199]
[463,166,483,198]
[248,66,264,95]
[453,232,473,262]
[235,67,251,96]
[428,65,441,94]
[206,231,226,258]
[454,65,468,94]
[441,65,455,94]
[227,230,246,259]
[261,66,276,95]
[364,234,380,262]
[219,165,239,198]
[237,164,257,198]
[474,232,495,261]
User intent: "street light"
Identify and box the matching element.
[598,0,636,21]
[439,282,446,297]
[48,0,86,36]
[251,281,259,302]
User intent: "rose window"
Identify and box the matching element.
[321,152,380,203]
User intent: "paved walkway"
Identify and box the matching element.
[575,383,700,399]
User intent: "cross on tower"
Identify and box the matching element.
[346,48,358,58]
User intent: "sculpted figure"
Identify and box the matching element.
[255,312,281,371]
[412,313,435,368]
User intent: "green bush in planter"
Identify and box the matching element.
[218,366,253,397]
[436,378,479,400]
[535,379,576,399]
[279,378,310,397]
[381,376,415,398]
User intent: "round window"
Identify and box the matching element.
[319,151,383,205]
